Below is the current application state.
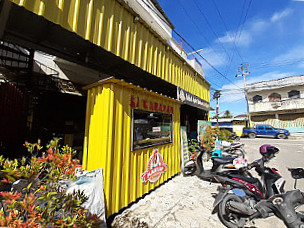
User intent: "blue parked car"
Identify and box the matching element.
[242,124,290,139]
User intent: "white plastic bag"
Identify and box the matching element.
[65,168,106,225]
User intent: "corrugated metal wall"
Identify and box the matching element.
[83,79,181,216]
[9,0,210,102]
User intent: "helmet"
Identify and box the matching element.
[259,144,279,159]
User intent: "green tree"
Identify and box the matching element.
[222,110,233,118]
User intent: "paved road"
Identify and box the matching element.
[112,138,304,228]
[240,138,304,190]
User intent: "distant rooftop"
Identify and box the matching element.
[247,75,304,93]
[234,114,247,118]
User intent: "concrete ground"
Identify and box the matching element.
[111,137,304,228]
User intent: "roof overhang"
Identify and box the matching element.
[0,1,177,97]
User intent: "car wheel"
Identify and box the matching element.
[277,133,286,139]
[248,132,256,139]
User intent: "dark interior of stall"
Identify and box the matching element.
[0,39,87,160]
[180,104,208,140]
[0,82,87,160]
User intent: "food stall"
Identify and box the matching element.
[82,77,182,217]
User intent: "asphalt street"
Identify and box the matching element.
[112,137,304,228]
[240,137,304,190]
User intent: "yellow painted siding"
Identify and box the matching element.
[83,79,181,216]
[10,0,210,102]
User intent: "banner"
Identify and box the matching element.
[197,120,211,141]
[180,126,190,170]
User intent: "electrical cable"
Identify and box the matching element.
[220,0,248,78]
[223,0,253,80]
[211,0,244,63]
[192,0,233,62]
[174,30,243,89]
[142,0,226,88]
[142,0,243,90]
[177,0,225,66]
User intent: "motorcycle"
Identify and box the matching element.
[183,145,248,181]
[213,166,304,228]
[212,144,292,228]
[229,132,241,141]
[222,141,245,158]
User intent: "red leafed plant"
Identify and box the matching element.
[0,138,102,227]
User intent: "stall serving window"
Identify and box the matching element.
[132,109,173,150]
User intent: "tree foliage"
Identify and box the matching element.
[200,125,232,151]
[221,110,233,118]
[0,138,102,227]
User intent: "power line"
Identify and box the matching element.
[221,0,248,78]
[142,0,242,90]
[251,58,304,69]
[224,0,253,79]
[175,0,237,88]
[210,0,244,63]
[176,0,225,67]
[174,30,242,89]
[236,0,252,43]
[192,0,233,63]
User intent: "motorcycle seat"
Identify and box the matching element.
[230,143,243,148]
[288,168,304,179]
[212,156,235,165]
[229,174,259,184]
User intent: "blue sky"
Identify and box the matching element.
[158,0,304,116]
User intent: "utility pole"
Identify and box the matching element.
[236,64,251,127]
[213,90,221,126]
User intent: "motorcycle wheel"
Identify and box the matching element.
[230,149,245,158]
[218,194,245,228]
[183,166,196,176]
[233,136,241,141]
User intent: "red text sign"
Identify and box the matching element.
[130,95,174,114]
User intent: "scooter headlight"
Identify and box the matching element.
[272,197,283,205]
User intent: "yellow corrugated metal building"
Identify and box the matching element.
[3,0,211,218]
[83,77,182,216]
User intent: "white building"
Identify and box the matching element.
[247,75,304,132]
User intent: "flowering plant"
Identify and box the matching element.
[0,138,101,227]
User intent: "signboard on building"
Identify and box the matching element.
[180,126,190,170]
[177,87,210,110]
[141,148,168,183]
[197,120,211,141]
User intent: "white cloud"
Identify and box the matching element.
[271,8,293,22]
[272,45,304,64]
[216,30,252,47]
[216,8,293,48]
[297,62,304,68]
[198,48,227,69]
[251,20,269,32]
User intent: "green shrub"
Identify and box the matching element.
[0,138,102,227]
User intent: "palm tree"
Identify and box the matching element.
[222,110,233,118]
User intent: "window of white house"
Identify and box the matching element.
[288,90,300,99]
[268,93,281,102]
[253,95,262,103]
[132,109,173,151]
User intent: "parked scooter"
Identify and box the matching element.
[213,166,304,227]
[212,144,291,228]
[228,132,241,141]
[221,141,245,158]
[183,145,248,181]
